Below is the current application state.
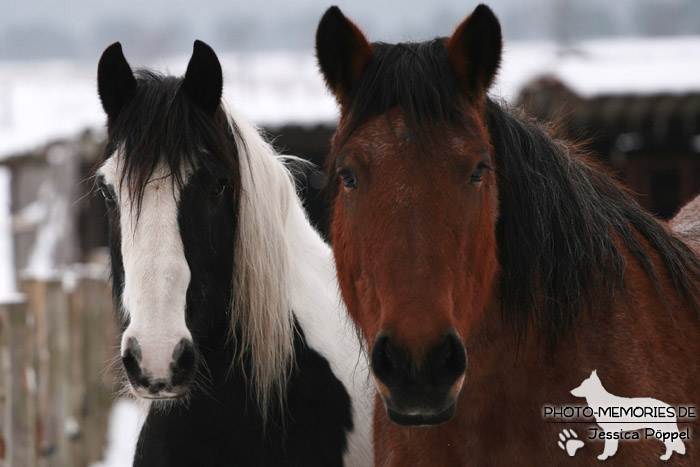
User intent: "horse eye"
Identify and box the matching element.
[469,165,488,184]
[211,179,227,198]
[99,186,115,204]
[339,169,358,191]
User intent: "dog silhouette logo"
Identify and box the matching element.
[570,370,686,461]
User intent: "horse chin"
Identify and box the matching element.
[128,384,190,401]
[384,401,457,426]
[381,389,459,426]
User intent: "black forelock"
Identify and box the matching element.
[103,69,239,210]
[487,98,700,347]
[337,39,466,145]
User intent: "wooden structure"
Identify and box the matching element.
[268,124,335,238]
[518,77,700,219]
[0,274,118,467]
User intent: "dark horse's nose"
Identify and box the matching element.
[371,330,467,425]
[122,337,196,398]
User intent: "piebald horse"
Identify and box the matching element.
[96,41,372,466]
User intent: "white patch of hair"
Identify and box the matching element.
[227,107,297,420]
[227,109,373,463]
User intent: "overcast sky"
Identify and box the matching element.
[1,0,698,62]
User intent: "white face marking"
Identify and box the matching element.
[99,155,192,386]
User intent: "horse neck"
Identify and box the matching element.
[232,108,338,320]
[286,189,339,310]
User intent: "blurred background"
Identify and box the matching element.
[0,0,699,465]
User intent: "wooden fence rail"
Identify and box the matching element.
[0,275,118,467]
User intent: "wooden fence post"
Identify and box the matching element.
[0,276,117,467]
[22,279,50,467]
[66,279,85,467]
[69,277,118,465]
[0,299,35,467]
[0,301,9,466]
[22,278,73,467]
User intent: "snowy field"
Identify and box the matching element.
[1,36,699,464]
[495,36,700,99]
[1,36,699,162]
[0,51,337,161]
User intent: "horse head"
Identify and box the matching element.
[316,5,503,425]
[97,41,238,399]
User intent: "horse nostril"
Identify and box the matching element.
[170,339,196,386]
[172,338,191,360]
[121,338,151,389]
[122,337,143,378]
[125,336,143,362]
[431,331,467,377]
[371,333,403,383]
[438,339,453,366]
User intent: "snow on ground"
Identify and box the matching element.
[91,398,144,467]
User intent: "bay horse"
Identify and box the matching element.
[96,41,372,466]
[316,4,700,465]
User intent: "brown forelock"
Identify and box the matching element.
[329,108,500,360]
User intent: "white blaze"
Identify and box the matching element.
[99,156,192,380]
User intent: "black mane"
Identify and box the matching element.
[488,100,700,345]
[334,38,700,346]
[103,70,239,208]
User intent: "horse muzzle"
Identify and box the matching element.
[371,329,467,426]
[121,336,196,399]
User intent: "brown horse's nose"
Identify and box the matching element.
[372,330,467,385]
[371,329,467,425]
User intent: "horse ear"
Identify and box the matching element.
[183,40,223,115]
[447,4,502,98]
[315,6,372,104]
[98,42,136,122]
